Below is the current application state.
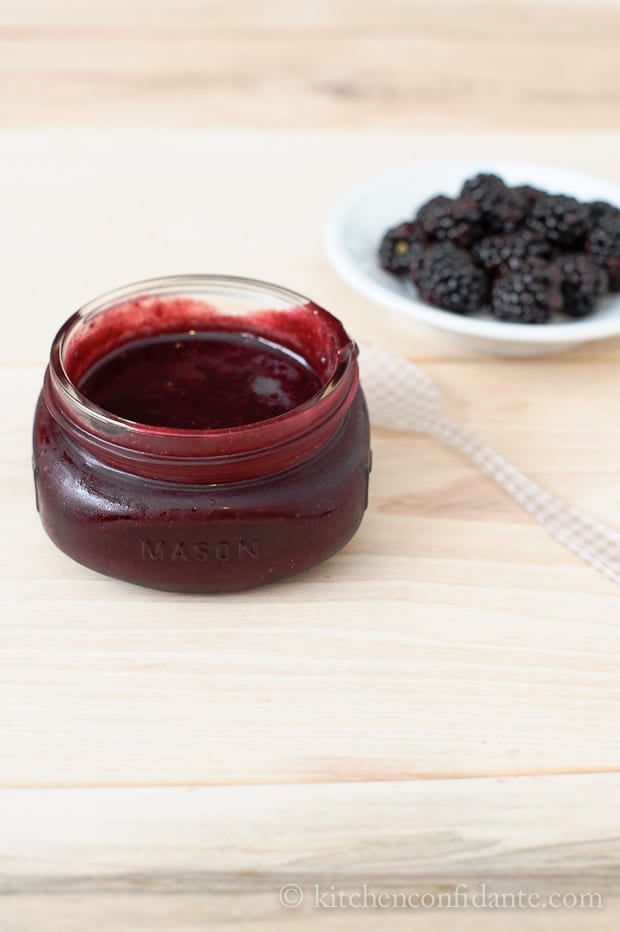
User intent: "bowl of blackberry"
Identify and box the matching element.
[325,160,620,355]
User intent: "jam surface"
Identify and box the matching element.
[78,331,322,429]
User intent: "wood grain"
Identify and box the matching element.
[1,0,620,923]
[1,776,617,928]
[0,1,619,129]
[4,774,620,885]
[1,134,620,921]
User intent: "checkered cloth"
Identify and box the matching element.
[359,343,620,586]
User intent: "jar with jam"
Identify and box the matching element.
[33,276,371,592]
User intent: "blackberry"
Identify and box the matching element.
[472,230,551,273]
[526,194,590,248]
[460,173,527,233]
[411,242,489,315]
[513,184,545,209]
[553,254,609,317]
[490,259,563,324]
[588,200,620,229]
[378,221,427,275]
[587,210,620,291]
[416,195,483,247]
[461,172,505,205]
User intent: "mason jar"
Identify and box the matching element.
[33,275,371,592]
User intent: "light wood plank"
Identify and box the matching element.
[3,774,619,883]
[1,131,619,792]
[3,897,617,932]
[0,2,618,129]
[0,777,617,927]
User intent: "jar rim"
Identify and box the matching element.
[43,274,361,482]
[50,273,357,440]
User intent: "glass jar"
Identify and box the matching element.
[33,275,371,592]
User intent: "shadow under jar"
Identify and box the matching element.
[33,276,371,592]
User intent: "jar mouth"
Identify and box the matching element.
[44,275,360,481]
[50,274,355,438]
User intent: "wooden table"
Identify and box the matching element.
[1,4,619,931]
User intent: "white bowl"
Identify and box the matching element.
[325,158,620,356]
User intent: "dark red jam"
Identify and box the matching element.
[79,331,322,429]
[33,276,371,593]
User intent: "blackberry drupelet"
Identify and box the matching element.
[411,242,489,314]
[416,195,483,247]
[378,221,427,275]
[587,210,620,291]
[472,230,551,273]
[526,194,590,248]
[553,254,609,317]
[490,259,563,324]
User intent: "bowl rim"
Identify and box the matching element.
[325,158,620,345]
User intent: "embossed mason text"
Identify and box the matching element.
[141,539,259,562]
